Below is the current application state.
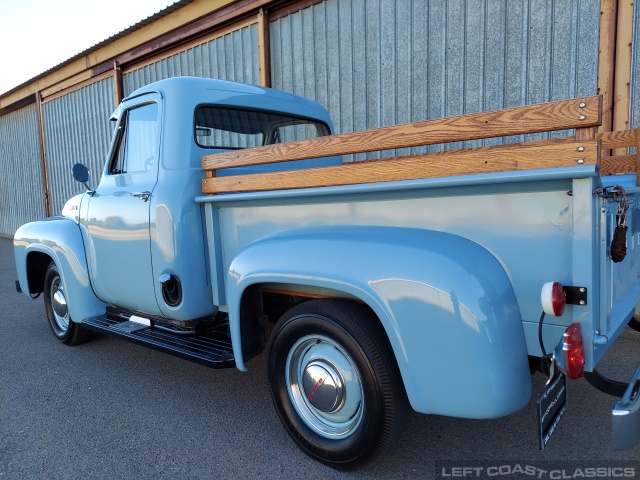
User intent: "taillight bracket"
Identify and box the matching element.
[563,286,587,306]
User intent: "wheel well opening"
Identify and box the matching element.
[238,285,396,371]
[26,252,53,294]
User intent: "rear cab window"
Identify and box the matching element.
[194,106,330,150]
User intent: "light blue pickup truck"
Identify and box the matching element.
[13,77,640,469]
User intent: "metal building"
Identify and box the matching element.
[0,0,637,237]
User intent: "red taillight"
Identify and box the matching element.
[562,322,585,379]
[541,281,566,317]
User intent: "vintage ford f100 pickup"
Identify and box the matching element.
[13,77,640,469]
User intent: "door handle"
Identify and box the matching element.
[131,191,151,202]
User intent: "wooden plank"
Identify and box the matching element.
[613,0,634,151]
[0,94,36,117]
[600,155,637,175]
[636,128,640,186]
[597,0,617,133]
[597,129,638,149]
[40,71,113,104]
[39,70,93,99]
[203,139,598,194]
[202,96,602,171]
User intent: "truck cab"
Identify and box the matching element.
[60,77,340,324]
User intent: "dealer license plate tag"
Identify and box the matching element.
[537,370,567,449]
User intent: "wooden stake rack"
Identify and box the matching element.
[201,95,640,195]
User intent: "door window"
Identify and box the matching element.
[110,103,158,174]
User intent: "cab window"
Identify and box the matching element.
[110,103,158,174]
[194,106,329,150]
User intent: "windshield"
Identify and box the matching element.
[194,106,330,149]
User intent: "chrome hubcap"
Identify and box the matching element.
[50,277,69,332]
[286,335,363,439]
[53,290,68,318]
[302,361,344,413]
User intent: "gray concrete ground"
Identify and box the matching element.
[1,237,639,479]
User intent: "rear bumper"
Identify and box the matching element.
[612,362,640,450]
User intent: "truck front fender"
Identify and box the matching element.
[14,217,106,323]
[226,226,531,418]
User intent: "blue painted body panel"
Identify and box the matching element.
[126,78,339,320]
[14,217,106,322]
[201,168,640,377]
[225,226,531,417]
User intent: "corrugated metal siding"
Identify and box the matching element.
[630,2,640,129]
[123,24,259,96]
[0,104,45,236]
[42,78,115,216]
[270,0,600,160]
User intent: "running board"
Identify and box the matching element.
[82,315,235,369]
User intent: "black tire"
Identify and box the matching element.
[629,316,640,333]
[43,262,92,346]
[267,298,408,470]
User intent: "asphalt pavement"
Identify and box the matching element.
[1,236,639,479]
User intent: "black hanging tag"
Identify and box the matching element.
[609,186,629,264]
[611,224,628,263]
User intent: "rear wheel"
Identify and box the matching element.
[629,316,640,332]
[43,262,92,346]
[267,298,408,470]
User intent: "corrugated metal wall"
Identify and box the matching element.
[42,78,115,216]
[0,0,628,236]
[270,0,600,159]
[123,24,259,96]
[0,104,46,236]
[630,1,640,129]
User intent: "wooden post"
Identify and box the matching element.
[113,61,124,106]
[576,127,597,142]
[613,0,634,153]
[258,8,271,88]
[597,0,617,134]
[35,92,52,217]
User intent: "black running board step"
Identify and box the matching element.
[82,315,235,369]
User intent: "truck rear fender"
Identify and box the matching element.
[226,226,532,418]
[13,217,106,322]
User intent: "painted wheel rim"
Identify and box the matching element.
[285,334,364,439]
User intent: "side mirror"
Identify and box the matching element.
[72,163,93,194]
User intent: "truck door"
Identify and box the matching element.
[83,96,161,315]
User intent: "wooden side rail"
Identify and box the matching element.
[202,96,601,171]
[598,129,640,185]
[203,138,598,194]
[598,129,638,150]
[202,96,604,194]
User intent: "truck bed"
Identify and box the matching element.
[197,95,640,374]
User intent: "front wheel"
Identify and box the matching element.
[43,262,92,346]
[267,299,408,470]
